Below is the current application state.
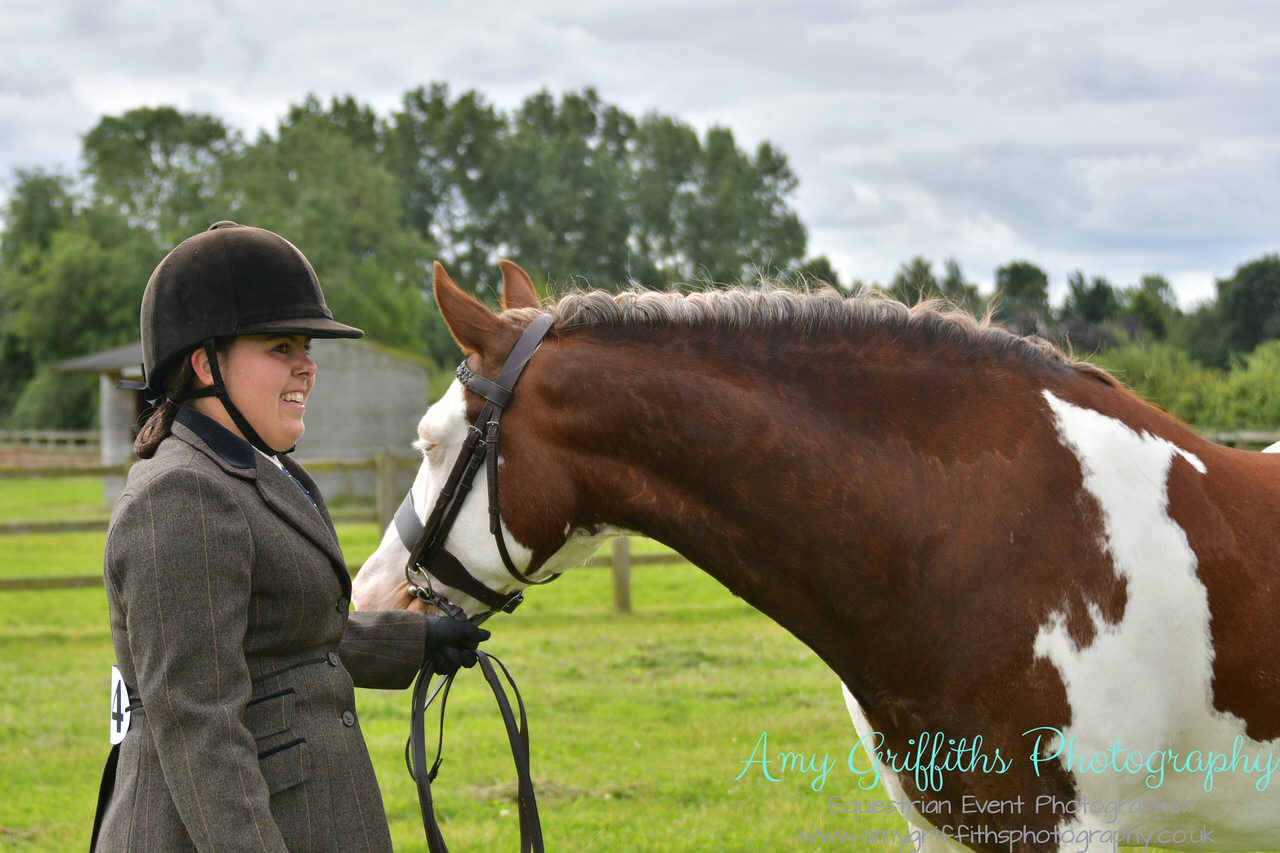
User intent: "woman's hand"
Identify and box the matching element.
[423,618,491,675]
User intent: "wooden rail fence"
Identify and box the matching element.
[6,427,1280,607]
[0,429,102,469]
[0,429,99,452]
[0,453,420,531]
[0,538,664,613]
[0,453,661,609]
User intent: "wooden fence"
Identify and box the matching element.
[0,453,419,531]
[0,429,101,468]
[0,454,662,611]
[5,426,1280,607]
[0,539,665,613]
[1202,430,1280,448]
[0,429,100,451]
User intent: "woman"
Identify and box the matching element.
[94,222,488,851]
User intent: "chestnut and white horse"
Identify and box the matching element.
[354,262,1280,852]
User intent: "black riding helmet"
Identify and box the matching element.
[140,221,363,454]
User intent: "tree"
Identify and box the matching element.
[1204,340,1280,427]
[1,170,155,424]
[384,83,509,289]
[794,256,843,289]
[1061,271,1119,324]
[992,260,1050,334]
[498,89,638,290]
[1,209,155,427]
[2,85,815,424]
[1170,300,1231,370]
[0,168,78,416]
[887,256,939,305]
[672,128,805,285]
[81,106,239,244]
[1120,274,1179,340]
[0,168,76,269]
[1088,339,1219,424]
[1057,271,1121,351]
[219,102,447,359]
[939,258,981,313]
[883,257,979,311]
[627,113,702,286]
[382,86,808,295]
[1215,254,1280,357]
[284,94,381,151]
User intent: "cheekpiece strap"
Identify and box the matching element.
[401,312,557,619]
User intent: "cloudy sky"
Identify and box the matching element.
[3,0,1278,306]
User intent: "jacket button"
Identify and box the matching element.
[341,710,356,727]
[327,651,340,666]
[336,596,350,612]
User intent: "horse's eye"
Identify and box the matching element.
[413,439,439,457]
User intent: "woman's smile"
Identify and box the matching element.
[193,334,317,452]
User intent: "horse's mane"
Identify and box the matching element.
[517,285,1119,388]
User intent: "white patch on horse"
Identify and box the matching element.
[353,380,531,613]
[1040,391,1279,847]
[353,380,613,615]
[351,514,410,611]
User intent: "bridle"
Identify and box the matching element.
[396,312,556,853]
[394,312,558,621]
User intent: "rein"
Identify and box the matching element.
[409,652,541,853]
[398,313,555,852]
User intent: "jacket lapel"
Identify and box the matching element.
[256,456,350,589]
[171,408,351,590]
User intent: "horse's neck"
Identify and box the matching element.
[536,328,1202,682]
[541,332,1037,662]
[549,329,1050,528]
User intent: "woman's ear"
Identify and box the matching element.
[189,346,215,388]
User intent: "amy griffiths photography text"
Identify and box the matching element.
[735,728,1278,793]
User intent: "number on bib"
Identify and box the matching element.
[109,665,131,744]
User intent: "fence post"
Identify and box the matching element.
[375,451,397,533]
[611,536,632,613]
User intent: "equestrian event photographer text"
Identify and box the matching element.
[735,728,1277,793]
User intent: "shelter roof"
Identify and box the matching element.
[54,342,144,374]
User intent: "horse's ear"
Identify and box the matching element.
[499,260,542,311]
[433,261,503,356]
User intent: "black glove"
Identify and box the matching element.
[424,617,491,676]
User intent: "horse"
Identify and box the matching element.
[352,261,1280,852]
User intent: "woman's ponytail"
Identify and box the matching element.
[132,359,197,459]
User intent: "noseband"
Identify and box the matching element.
[394,313,557,620]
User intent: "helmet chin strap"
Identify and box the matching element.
[177,340,295,456]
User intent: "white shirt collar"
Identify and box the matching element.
[256,448,285,470]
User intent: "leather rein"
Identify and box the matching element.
[396,313,556,853]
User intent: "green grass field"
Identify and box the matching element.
[0,474,1253,851]
[0,475,899,852]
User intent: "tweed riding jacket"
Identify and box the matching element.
[99,406,429,852]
